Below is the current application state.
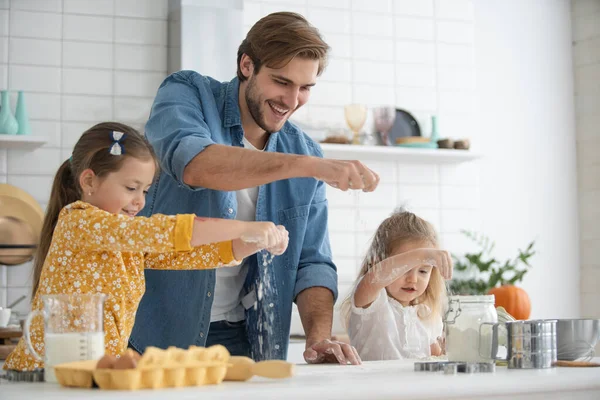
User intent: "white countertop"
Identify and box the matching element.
[2,359,600,400]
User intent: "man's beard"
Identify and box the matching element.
[244,75,283,134]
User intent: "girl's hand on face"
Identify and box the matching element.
[412,249,453,280]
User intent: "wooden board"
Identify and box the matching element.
[0,344,17,360]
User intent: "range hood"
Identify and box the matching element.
[168,0,244,82]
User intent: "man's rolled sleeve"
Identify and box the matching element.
[294,262,339,301]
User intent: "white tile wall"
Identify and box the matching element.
[572,0,600,352]
[0,0,480,341]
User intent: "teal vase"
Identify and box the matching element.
[15,91,31,135]
[0,90,18,135]
[430,115,439,143]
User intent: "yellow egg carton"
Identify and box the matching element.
[54,344,230,390]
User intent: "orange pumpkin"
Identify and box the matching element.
[488,285,531,320]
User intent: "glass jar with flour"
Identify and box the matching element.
[444,295,498,362]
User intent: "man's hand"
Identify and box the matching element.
[303,338,362,365]
[311,159,380,192]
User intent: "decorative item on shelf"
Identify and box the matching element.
[320,126,352,145]
[395,114,438,149]
[0,90,19,135]
[454,139,471,150]
[373,106,396,146]
[344,104,367,145]
[15,91,31,136]
[449,230,536,320]
[437,138,454,149]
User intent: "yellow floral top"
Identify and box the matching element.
[4,201,237,371]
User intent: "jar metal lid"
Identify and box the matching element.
[448,295,495,303]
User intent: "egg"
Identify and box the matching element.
[96,354,117,369]
[113,354,138,370]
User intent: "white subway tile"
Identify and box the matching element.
[328,208,357,232]
[357,183,396,208]
[580,190,600,221]
[0,266,5,287]
[6,261,33,292]
[581,239,600,267]
[579,165,600,191]
[64,0,114,15]
[410,207,441,230]
[116,0,168,19]
[395,64,435,87]
[435,0,474,21]
[0,64,6,88]
[0,149,6,173]
[317,57,352,83]
[261,3,306,17]
[6,287,31,315]
[581,293,600,318]
[574,36,600,67]
[437,43,474,66]
[356,231,376,261]
[439,231,474,255]
[396,87,436,111]
[335,258,360,284]
[0,37,8,63]
[397,163,438,184]
[327,184,358,207]
[354,37,394,61]
[439,161,479,186]
[113,97,153,123]
[29,120,61,147]
[304,105,343,128]
[62,95,112,122]
[309,8,351,34]
[330,232,356,259]
[0,10,8,36]
[115,18,167,45]
[310,81,352,107]
[581,267,600,294]
[397,184,439,208]
[9,38,61,66]
[6,174,52,205]
[7,148,61,175]
[354,84,395,106]
[437,21,474,44]
[63,41,113,69]
[394,17,434,41]
[243,1,262,26]
[436,111,474,139]
[573,0,600,18]
[114,71,165,97]
[573,11,600,42]
[9,65,61,93]
[10,10,62,39]
[577,139,600,167]
[12,0,62,12]
[63,68,112,96]
[352,61,393,85]
[22,93,61,120]
[0,174,5,183]
[289,105,309,126]
[393,0,433,16]
[64,14,113,42]
[575,64,600,97]
[322,34,351,58]
[576,93,600,116]
[439,91,475,113]
[308,0,350,9]
[395,41,435,64]
[61,122,92,148]
[438,66,474,90]
[440,208,480,234]
[352,12,393,37]
[440,185,479,209]
[365,160,396,184]
[354,208,393,232]
[352,0,391,13]
[0,0,7,10]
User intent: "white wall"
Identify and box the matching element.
[475,0,580,319]
[572,0,600,352]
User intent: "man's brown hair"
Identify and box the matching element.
[236,12,329,81]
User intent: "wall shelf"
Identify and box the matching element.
[0,135,47,150]
[319,143,481,164]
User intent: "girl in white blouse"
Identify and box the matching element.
[340,209,453,361]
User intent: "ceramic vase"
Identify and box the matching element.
[0,90,19,135]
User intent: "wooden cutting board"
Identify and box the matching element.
[0,327,22,360]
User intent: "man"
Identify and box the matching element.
[129,12,379,365]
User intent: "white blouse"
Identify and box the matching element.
[348,288,443,361]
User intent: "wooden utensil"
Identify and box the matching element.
[225,356,295,381]
[554,360,600,367]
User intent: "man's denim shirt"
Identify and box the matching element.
[129,71,338,360]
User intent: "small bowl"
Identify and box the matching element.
[0,307,11,327]
[557,319,600,360]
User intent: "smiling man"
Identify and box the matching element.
[129,12,379,365]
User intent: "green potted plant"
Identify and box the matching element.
[450,230,536,320]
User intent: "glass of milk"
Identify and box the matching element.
[23,294,106,383]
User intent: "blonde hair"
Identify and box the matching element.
[340,208,447,328]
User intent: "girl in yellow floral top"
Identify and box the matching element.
[4,122,288,372]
